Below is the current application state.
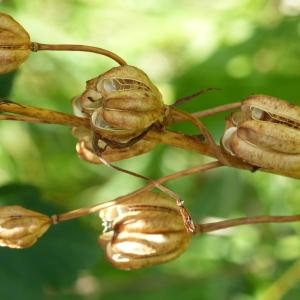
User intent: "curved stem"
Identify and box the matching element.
[170,107,229,165]
[31,42,127,66]
[53,161,222,222]
[195,215,300,235]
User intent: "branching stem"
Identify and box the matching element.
[53,161,222,222]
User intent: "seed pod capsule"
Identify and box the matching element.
[74,65,167,143]
[221,95,300,178]
[0,205,51,249]
[0,13,31,74]
[98,191,192,270]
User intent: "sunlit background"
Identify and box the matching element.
[1,0,300,299]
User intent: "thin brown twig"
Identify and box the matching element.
[31,42,127,66]
[170,107,230,165]
[195,215,300,234]
[173,87,221,106]
[170,102,242,123]
[191,102,242,119]
[53,161,222,222]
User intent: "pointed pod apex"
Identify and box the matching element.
[0,13,31,74]
[0,205,51,249]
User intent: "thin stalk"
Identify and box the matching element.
[170,102,242,123]
[195,215,300,234]
[173,87,221,106]
[31,42,127,66]
[53,161,222,223]
[170,107,229,165]
[191,102,242,119]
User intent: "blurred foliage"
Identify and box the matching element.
[0,0,300,299]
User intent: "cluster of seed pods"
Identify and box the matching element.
[1,12,300,271]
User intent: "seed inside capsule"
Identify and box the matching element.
[80,90,103,113]
[250,107,265,120]
[91,108,126,131]
[99,78,117,93]
[249,106,300,129]
[221,127,237,156]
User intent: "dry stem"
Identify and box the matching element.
[0,99,255,173]
[195,215,300,234]
[53,161,222,222]
[31,42,127,66]
[0,100,89,127]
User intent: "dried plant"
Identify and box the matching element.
[0,13,300,270]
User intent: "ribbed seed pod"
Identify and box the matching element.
[73,65,167,143]
[0,13,31,74]
[0,206,51,249]
[221,95,300,177]
[99,191,192,270]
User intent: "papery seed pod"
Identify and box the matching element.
[71,125,156,163]
[76,138,156,164]
[75,65,167,143]
[221,95,300,177]
[0,205,51,249]
[0,13,31,74]
[98,191,192,270]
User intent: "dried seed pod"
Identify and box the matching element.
[99,191,192,270]
[0,205,51,249]
[0,13,31,74]
[221,95,300,177]
[75,138,156,164]
[71,125,156,163]
[75,65,167,143]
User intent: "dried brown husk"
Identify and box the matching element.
[72,125,157,163]
[221,95,300,178]
[98,191,192,270]
[0,13,31,73]
[73,65,167,143]
[0,205,51,249]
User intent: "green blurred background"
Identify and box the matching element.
[1,0,300,299]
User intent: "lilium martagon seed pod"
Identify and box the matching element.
[0,13,31,74]
[221,94,300,178]
[73,65,168,144]
[98,191,192,270]
[71,108,157,164]
[0,205,51,249]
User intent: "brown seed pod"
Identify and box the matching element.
[72,125,157,163]
[98,191,192,270]
[74,65,167,144]
[0,13,31,74]
[221,95,300,177]
[0,205,51,249]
